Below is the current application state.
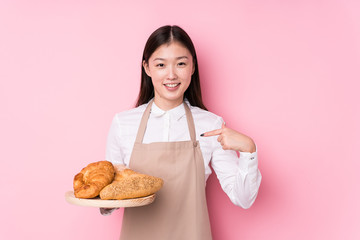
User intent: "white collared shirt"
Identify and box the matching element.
[106,100,262,209]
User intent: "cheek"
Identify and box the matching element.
[184,79,192,90]
[150,71,164,83]
[182,71,193,84]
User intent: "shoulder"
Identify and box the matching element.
[109,103,148,137]
[112,103,147,124]
[188,104,223,130]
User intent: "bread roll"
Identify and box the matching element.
[99,169,163,200]
[73,161,115,198]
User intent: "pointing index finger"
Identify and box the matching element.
[200,128,222,137]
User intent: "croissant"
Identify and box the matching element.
[73,161,115,198]
[99,169,163,200]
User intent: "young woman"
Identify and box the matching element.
[104,25,261,240]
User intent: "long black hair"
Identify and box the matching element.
[135,25,207,110]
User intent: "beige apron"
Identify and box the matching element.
[120,100,212,240]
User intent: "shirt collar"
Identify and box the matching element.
[150,99,187,121]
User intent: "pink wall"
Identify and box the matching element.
[1,0,359,239]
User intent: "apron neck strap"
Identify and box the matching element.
[183,101,197,143]
[135,99,197,144]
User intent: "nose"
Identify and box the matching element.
[167,66,177,80]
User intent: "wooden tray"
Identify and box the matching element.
[65,191,156,208]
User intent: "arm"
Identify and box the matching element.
[202,118,262,209]
[100,115,125,216]
[105,114,125,165]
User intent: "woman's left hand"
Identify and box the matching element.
[201,123,256,153]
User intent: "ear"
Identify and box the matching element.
[192,61,196,75]
[143,60,151,77]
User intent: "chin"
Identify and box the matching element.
[160,94,184,102]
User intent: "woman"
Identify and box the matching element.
[104,25,261,240]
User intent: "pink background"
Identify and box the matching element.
[1,0,359,239]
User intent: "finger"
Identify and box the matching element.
[100,208,116,216]
[200,128,222,137]
[114,164,126,171]
[222,145,229,150]
[217,135,223,142]
[222,122,226,129]
[220,140,229,150]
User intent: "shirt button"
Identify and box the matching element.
[250,157,255,160]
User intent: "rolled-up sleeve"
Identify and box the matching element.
[210,118,262,209]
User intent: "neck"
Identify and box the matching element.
[154,97,183,111]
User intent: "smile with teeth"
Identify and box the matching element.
[164,83,180,88]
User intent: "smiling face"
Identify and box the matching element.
[143,41,195,110]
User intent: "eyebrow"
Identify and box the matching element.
[152,56,188,61]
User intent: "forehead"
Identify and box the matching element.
[151,41,192,59]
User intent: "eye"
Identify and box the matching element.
[156,63,164,67]
[178,62,186,66]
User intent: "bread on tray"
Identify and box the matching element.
[73,160,115,198]
[73,161,163,200]
[100,168,163,200]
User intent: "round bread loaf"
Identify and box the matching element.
[73,160,115,198]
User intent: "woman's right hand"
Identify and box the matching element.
[114,164,127,171]
[100,208,119,216]
[99,164,125,215]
